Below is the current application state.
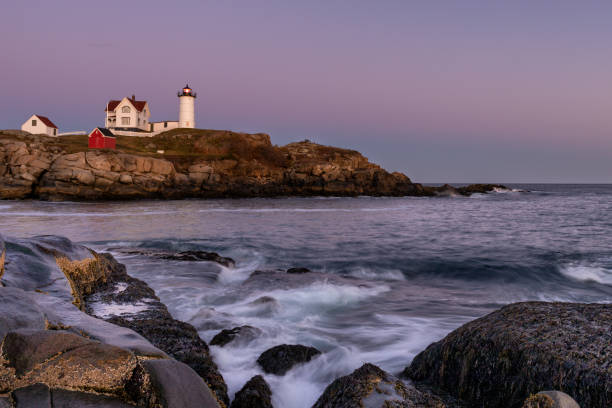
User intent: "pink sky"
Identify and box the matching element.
[1,1,611,182]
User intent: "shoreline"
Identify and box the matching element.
[0,234,602,407]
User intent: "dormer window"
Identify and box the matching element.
[122,106,131,113]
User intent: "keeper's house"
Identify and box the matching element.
[88,127,116,149]
[21,114,58,136]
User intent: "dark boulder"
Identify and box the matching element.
[210,326,262,347]
[405,302,611,408]
[11,383,51,408]
[159,250,235,267]
[230,375,273,408]
[286,267,312,274]
[312,363,445,408]
[0,396,9,408]
[138,359,222,408]
[256,344,321,375]
[456,183,508,195]
[109,248,235,267]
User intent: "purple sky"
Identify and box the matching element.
[2,1,611,182]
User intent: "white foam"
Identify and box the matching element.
[217,257,262,284]
[347,267,405,281]
[114,282,129,293]
[559,264,612,285]
[90,301,151,319]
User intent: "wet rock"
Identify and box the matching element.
[210,326,262,347]
[0,396,9,408]
[286,267,312,274]
[405,302,611,408]
[522,391,580,408]
[51,388,135,407]
[157,250,235,267]
[230,375,273,408]
[0,329,138,394]
[11,383,51,408]
[257,344,321,375]
[312,363,445,408]
[1,329,91,376]
[110,248,235,267]
[0,287,46,342]
[85,254,228,406]
[138,359,221,408]
[456,183,508,195]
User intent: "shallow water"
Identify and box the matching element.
[1,184,611,407]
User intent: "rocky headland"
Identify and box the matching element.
[0,129,505,200]
[0,234,602,408]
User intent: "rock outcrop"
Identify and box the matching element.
[0,131,505,200]
[229,375,273,408]
[210,326,262,347]
[257,344,321,375]
[405,302,611,408]
[312,363,445,408]
[0,235,227,408]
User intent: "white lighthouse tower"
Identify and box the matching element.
[178,84,196,128]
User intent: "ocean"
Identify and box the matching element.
[1,184,611,407]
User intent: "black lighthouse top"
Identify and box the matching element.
[178,84,197,98]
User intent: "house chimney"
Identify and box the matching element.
[132,94,135,100]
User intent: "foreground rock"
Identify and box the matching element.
[313,363,445,408]
[56,251,229,406]
[0,235,228,407]
[0,131,506,200]
[0,329,220,408]
[230,375,273,408]
[405,302,611,408]
[257,344,321,375]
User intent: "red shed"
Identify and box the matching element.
[88,127,116,149]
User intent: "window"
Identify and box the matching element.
[164,122,168,128]
[53,129,57,136]
[122,106,131,113]
[32,119,37,126]
[121,117,130,126]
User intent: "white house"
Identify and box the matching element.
[105,95,150,131]
[149,120,179,132]
[21,114,58,136]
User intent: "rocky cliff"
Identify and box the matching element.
[0,130,503,200]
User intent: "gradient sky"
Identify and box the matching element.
[2,1,611,182]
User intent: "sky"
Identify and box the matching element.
[1,1,611,183]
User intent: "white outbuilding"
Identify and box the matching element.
[21,114,59,136]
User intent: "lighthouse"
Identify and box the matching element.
[178,84,196,128]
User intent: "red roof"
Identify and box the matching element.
[35,115,58,129]
[105,97,147,112]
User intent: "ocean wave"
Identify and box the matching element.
[559,264,612,285]
[346,267,405,281]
